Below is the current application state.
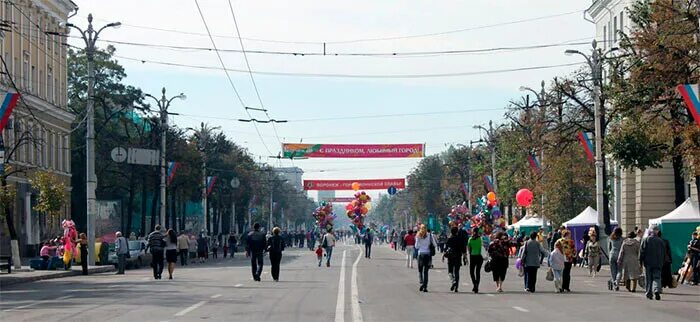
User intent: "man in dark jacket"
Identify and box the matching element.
[147,225,165,279]
[246,223,267,281]
[640,226,666,300]
[363,230,374,259]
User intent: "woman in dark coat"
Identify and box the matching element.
[443,226,466,292]
[658,231,673,288]
[267,227,285,282]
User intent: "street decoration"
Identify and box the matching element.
[516,188,534,207]
[483,175,494,192]
[282,143,425,158]
[446,195,506,236]
[303,179,405,191]
[346,191,371,232]
[166,162,180,186]
[577,131,595,162]
[312,201,336,231]
[206,176,217,195]
[677,84,700,127]
[0,91,20,131]
[61,219,77,267]
[527,152,541,173]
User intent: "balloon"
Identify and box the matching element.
[487,192,496,202]
[365,202,371,210]
[516,188,534,207]
[361,207,368,215]
[352,182,360,191]
[515,258,523,270]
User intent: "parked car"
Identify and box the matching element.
[108,240,152,269]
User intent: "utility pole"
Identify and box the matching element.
[145,88,185,229]
[519,80,548,229]
[201,152,207,235]
[65,15,120,266]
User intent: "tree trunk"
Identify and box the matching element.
[140,176,147,237]
[602,158,613,235]
[170,187,177,230]
[180,199,186,231]
[672,136,686,207]
[2,177,21,269]
[126,166,135,236]
[149,173,159,232]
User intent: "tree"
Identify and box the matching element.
[30,170,67,237]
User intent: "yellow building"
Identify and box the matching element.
[0,0,77,256]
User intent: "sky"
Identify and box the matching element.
[68,0,595,201]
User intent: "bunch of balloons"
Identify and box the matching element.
[346,191,371,230]
[313,202,336,231]
[470,192,507,235]
[447,202,469,226]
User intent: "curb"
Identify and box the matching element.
[0,266,116,286]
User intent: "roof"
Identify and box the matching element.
[650,199,700,224]
[563,206,618,227]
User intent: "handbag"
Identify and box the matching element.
[484,260,492,273]
[546,267,554,281]
[428,234,436,257]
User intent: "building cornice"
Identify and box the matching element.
[31,0,78,22]
[588,0,614,20]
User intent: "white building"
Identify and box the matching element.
[273,167,304,191]
[589,0,632,52]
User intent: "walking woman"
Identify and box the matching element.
[165,229,178,280]
[608,227,624,291]
[521,231,548,293]
[415,225,436,292]
[586,234,601,277]
[443,226,466,292]
[487,232,510,292]
[468,227,484,293]
[555,229,576,292]
[618,231,641,292]
[404,230,416,268]
[267,227,285,282]
[78,233,88,275]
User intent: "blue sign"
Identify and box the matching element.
[387,186,397,195]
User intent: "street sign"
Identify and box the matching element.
[387,186,397,195]
[230,177,240,189]
[110,147,127,163]
[127,148,159,166]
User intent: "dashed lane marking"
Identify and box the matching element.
[3,295,73,312]
[335,250,348,322]
[486,294,495,297]
[234,284,243,287]
[174,301,207,317]
[211,294,222,299]
[512,306,529,313]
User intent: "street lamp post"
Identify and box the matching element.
[65,14,120,266]
[519,81,548,229]
[144,88,186,229]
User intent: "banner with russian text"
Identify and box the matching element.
[304,179,405,191]
[283,143,424,158]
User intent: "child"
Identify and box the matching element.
[315,245,323,267]
[549,242,566,293]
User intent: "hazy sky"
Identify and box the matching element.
[69,0,594,201]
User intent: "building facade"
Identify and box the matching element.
[0,0,77,255]
[273,167,304,192]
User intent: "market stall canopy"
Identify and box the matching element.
[563,206,618,227]
[649,199,700,225]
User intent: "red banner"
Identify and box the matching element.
[283,143,424,158]
[322,197,356,203]
[304,179,406,191]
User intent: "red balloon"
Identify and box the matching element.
[516,188,534,207]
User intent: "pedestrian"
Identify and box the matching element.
[415,225,436,292]
[618,231,641,292]
[586,233,601,277]
[147,225,166,280]
[246,223,267,281]
[212,237,219,259]
[299,230,305,249]
[404,229,416,268]
[687,231,700,285]
[363,229,373,259]
[640,225,666,300]
[322,229,336,267]
[188,235,198,263]
[228,234,238,258]
[554,229,576,292]
[487,231,509,292]
[608,227,624,291]
[197,234,208,263]
[550,226,562,251]
[468,227,484,293]
[521,231,548,293]
[437,232,447,253]
[165,229,178,280]
[115,231,128,275]
[443,226,465,293]
[78,233,88,275]
[40,242,56,269]
[177,232,189,266]
[548,241,566,292]
[316,244,324,267]
[267,227,285,282]
[657,231,673,289]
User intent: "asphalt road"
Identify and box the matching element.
[1,239,698,322]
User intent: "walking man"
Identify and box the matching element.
[147,225,166,279]
[246,223,267,281]
[363,229,374,259]
[640,225,666,300]
[177,232,190,266]
[115,231,128,275]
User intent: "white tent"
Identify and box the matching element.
[509,216,547,229]
[563,206,618,227]
[649,199,700,224]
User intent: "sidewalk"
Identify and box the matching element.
[0,265,115,286]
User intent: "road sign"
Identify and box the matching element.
[387,186,397,195]
[110,147,127,163]
[127,148,159,166]
[230,177,240,189]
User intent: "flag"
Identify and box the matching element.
[483,175,494,192]
[459,182,469,196]
[166,162,180,186]
[527,153,541,173]
[577,131,595,162]
[677,84,700,127]
[206,176,217,195]
[0,92,20,132]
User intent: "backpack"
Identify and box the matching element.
[321,235,328,248]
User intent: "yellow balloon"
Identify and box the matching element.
[351,182,360,191]
[365,202,372,210]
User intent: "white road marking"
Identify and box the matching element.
[335,250,348,322]
[3,295,73,312]
[351,246,364,322]
[174,301,207,317]
[107,285,120,288]
[486,294,495,297]
[512,306,529,313]
[210,294,222,299]
[234,283,243,287]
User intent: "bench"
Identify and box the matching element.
[0,254,12,274]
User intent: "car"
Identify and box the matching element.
[108,240,152,269]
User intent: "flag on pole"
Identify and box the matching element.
[0,92,20,132]
[483,175,494,192]
[166,162,180,186]
[577,131,595,162]
[206,176,217,195]
[677,84,700,127]
[459,182,469,197]
[527,153,541,173]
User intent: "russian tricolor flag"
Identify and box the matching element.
[577,131,595,162]
[527,153,541,173]
[206,176,217,195]
[483,175,494,192]
[166,162,179,186]
[677,84,700,127]
[0,92,20,132]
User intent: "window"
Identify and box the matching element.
[31,65,36,94]
[603,26,607,50]
[38,16,43,45]
[620,12,624,33]
[613,17,618,43]
[22,52,28,89]
[47,67,53,103]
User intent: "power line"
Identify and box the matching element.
[193,0,274,156]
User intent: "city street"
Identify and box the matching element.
[1,242,698,322]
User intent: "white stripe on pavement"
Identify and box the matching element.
[234,283,243,287]
[512,306,529,313]
[174,301,207,317]
[335,250,348,322]
[210,294,221,299]
[351,246,364,322]
[3,295,73,312]
[486,294,495,297]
